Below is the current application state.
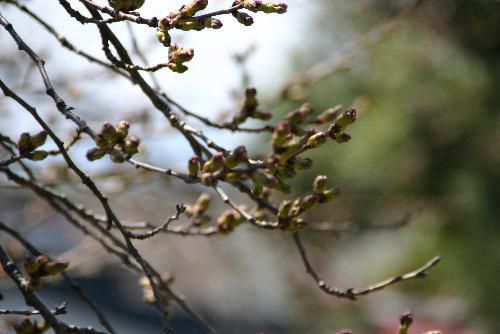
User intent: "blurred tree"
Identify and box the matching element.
[276,0,500,332]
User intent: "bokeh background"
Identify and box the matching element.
[1,0,500,333]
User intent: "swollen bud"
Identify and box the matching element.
[86,147,106,161]
[203,152,225,173]
[278,200,292,221]
[306,132,327,148]
[180,0,208,17]
[313,175,328,194]
[225,146,248,168]
[188,156,200,177]
[101,122,117,143]
[332,108,357,133]
[317,106,341,124]
[17,132,32,155]
[123,135,140,156]
[26,150,49,161]
[157,30,172,47]
[115,120,130,140]
[30,131,48,150]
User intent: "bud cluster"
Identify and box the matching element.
[155,1,288,72]
[187,145,249,187]
[86,121,140,163]
[16,131,49,161]
[276,175,339,231]
[157,0,221,48]
[24,255,69,288]
[167,44,195,73]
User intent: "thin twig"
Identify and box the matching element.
[292,232,441,300]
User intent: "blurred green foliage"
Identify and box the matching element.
[273,0,500,332]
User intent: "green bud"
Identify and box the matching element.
[176,20,205,31]
[110,148,125,163]
[188,156,200,177]
[123,135,140,156]
[225,146,248,168]
[313,175,328,194]
[30,131,48,150]
[202,152,225,173]
[95,134,108,149]
[17,132,32,155]
[169,45,194,63]
[217,209,243,234]
[157,30,172,47]
[115,120,130,140]
[317,105,341,124]
[180,0,208,17]
[306,132,327,148]
[194,192,211,214]
[278,200,292,221]
[86,147,106,161]
[300,194,317,211]
[332,108,357,133]
[272,122,291,148]
[101,122,117,143]
[261,2,288,14]
[26,150,49,161]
